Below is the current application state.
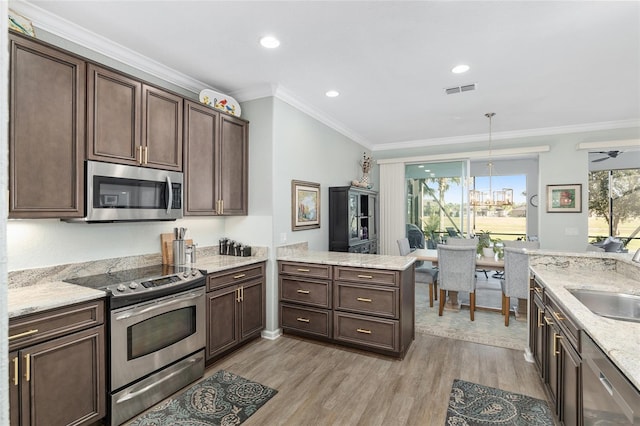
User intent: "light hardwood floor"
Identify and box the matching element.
[208,333,548,425]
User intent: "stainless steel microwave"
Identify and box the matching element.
[69,161,183,222]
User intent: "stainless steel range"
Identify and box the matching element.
[65,264,206,425]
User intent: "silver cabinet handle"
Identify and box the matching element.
[166,175,172,214]
[115,291,202,320]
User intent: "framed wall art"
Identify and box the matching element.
[291,180,320,231]
[546,184,582,213]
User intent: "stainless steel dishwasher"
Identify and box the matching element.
[582,333,640,425]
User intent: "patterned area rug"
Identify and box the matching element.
[414,281,528,351]
[446,379,554,425]
[128,370,277,426]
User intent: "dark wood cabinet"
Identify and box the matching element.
[184,101,248,216]
[8,300,106,426]
[529,279,545,372]
[86,64,141,165]
[87,64,182,171]
[530,278,582,425]
[329,186,378,253]
[279,260,415,358]
[279,262,333,339]
[9,32,85,218]
[218,114,248,215]
[141,84,183,170]
[205,262,265,361]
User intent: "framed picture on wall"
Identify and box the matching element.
[546,184,582,213]
[292,180,321,230]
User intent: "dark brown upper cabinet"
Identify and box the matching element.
[9,32,85,219]
[184,101,248,216]
[87,64,183,171]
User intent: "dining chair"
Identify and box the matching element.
[437,245,477,320]
[501,246,535,326]
[503,240,540,250]
[445,237,479,246]
[397,238,439,307]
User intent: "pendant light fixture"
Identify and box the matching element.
[469,113,513,207]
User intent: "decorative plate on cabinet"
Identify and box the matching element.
[199,89,241,117]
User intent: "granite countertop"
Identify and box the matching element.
[529,252,640,391]
[193,253,268,274]
[276,250,415,271]
[8,282,106,319]
[8,254,268,319]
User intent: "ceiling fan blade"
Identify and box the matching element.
[592,157,610,162]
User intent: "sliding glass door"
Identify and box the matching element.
[405,161,470,249]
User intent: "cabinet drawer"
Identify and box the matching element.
[279,261,332,279]
[334,312,399,352]
[281,304,331,338]
[9,299,105,351]
[334,282,398,318]
[334,266,398,286]
[280,277,331,309]
[545,294,580,351]
[207,263,265,291]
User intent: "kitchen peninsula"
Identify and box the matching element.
[277,244,416,358]
[527,251,640,424]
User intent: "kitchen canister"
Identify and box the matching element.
[173,239,186,265]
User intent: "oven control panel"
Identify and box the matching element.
[110,269,204,295]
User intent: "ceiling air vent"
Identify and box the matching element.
[445,83,477,95]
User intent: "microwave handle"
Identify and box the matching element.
[166,175,172,214]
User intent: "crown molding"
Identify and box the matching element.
[576,139,640,151]
[10,0,215,95]
[373,119,640,152]
[376,145,551,165]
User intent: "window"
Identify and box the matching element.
[470,174,527,241]
[588,168,640,251]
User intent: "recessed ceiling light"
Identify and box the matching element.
[260,36,280,49]
[325,90,340,98]
[451,64,470,74]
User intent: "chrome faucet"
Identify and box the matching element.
[632,248,640,263]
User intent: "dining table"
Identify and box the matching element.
[409,248,506,312]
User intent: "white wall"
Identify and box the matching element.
[272,98,371,250]
[538,143,590,250]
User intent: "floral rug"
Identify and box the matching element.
[446,379,554,425]
[128,370,277,425]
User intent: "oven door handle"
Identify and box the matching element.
[165,175,172,214]
[115,353,204,403]
[115,292,202,320]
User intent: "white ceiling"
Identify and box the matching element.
[15,0,640,152]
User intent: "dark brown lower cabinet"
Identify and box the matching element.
[530,278,582,425]
[560,337,581,425]
[8,300,106,426]
[278,261,414,358]
[529,285,545,372]
[205,263,266,361]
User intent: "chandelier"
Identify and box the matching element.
[469,113,513,207]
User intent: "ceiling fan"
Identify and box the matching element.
[591,150,623,162]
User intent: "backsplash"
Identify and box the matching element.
[8,245,268,289]
[529,251,639,282]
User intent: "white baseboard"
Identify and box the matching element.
[261,329,282,340]
[523,347,535,363]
